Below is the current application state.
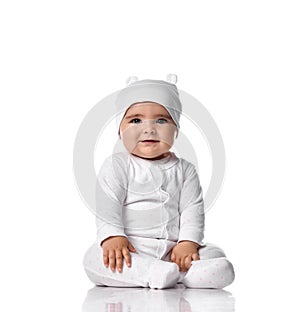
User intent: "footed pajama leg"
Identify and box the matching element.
[182,243,235,288]
[83,242,180,289]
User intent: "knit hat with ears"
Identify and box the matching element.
[115,74,182,136]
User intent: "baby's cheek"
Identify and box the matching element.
[158,128,176,145]
[121,132,139,152]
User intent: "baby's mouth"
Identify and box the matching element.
[140,139,160,144]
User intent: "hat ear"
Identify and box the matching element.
[166,74,177,84]
[126,76,138,85]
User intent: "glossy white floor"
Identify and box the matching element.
[82,284,235,312]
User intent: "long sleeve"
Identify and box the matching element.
[178,163,205,245]
[95,154,128,245]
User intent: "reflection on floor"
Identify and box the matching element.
[82,284,235,312]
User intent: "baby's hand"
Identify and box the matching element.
[101,236,136,272]
[170,241,200,272]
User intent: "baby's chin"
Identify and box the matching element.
[123,141,172,160]
[130,151,171,160]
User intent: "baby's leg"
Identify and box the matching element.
[83,242,180,289]
[182,243,235,289]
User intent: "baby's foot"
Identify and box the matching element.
[148,260,180,289]
[183,257,235,288]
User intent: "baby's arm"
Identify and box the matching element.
[171,163,205,271]
[96,155,135,271]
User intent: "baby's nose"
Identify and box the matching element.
[142,120,157,133]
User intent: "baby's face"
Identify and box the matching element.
[119,102,177,159]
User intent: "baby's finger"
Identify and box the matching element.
[123,247,131,267]
[180,257,188,272]
[170,253,176,262]
[115,249,123,272]
[128,242,136,253]
[108,249,116,272]
[192,253,200,261]
[174,256,181,269]
[103,249,109,267]
[184,256,192,270]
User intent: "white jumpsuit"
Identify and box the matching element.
[83,151,234,288]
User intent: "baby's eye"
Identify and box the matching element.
[156,118,168,124]
[129,118,142,124]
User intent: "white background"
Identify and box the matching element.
[1,1,299,311]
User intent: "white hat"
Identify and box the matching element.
[115,74,182,135]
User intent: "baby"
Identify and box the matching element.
[83,75,235,289]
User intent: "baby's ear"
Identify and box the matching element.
[126,76,138,85]
[166,73,177,84]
